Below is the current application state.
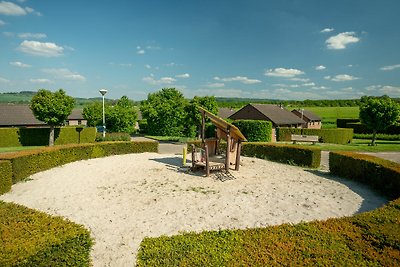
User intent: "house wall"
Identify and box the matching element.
[66,119,87,126]
[307,121,321,129]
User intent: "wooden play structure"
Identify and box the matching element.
[191,107,247,176]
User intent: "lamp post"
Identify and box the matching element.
[99,89,107,138]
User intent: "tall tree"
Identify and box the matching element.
[106,96,137,133]
[140,88,188,136]
[359,96,400,146]
[82,101,103,127]
[30,89,74,146]
[184,96,218,137]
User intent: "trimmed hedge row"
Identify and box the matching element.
[354,133,400,141]
[0,201,93,267]
[186,141,321,168]
[277,127,353,144]
[330,151,400,200]
[241,142,321,168]
[136,152,400,266]
[0,141,158,191]
[232,120,272,142]
[0,160,12,194]
[337,119,400,134]
[0,127,96,147]
[137,198,400,266]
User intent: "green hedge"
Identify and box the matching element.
[232,120,272,142]
[186,141,321,168]
[137,198,400,266]
[337,118,360,128]
[354,133,400,141]
[0,201,93,267]
[0,127,96,147]
[330,151,400,200]
[137,152,400,266]
[241,142,321,168]
[95,132,131,142]
[276,127,353,144]
[338,119,400,134]
[0,160,12,194]
[0,141,158,189]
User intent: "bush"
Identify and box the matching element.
[0,127,96,147]
[137,154,400,266]
[0,161,12,194]
[95,132,131,142]
[233,120,272,142]
[338,119,400,134]
[329,151,400,200]
[241,142,321,168]
[137,198,400,266]
[337,118,360,128]
[276,127,353,144]
[186,141,321,168]
[0,201,92,267]
[138,119,148,134]
[0,141,158,190]
[354,133,400,141]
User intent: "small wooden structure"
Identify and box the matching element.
[191,107,247,176]
[291,134,319,144]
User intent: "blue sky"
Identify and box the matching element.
[1,0,399,100]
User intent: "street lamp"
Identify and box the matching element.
[99,89,108,138]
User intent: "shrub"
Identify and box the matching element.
[241,142,321,168]
[0,201,92,267]
[0,161,12,194]
[0,141,158,189]
[95,132,131,142]
[329,151,400,199]
[138,119,148,134]
[276,127,353,144]
[0,127,96,147]
[354,133,400,141]
[233,120,272,142]
[137,199,400,266]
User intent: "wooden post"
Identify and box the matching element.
[225,126,231,173]
[235,140,242,171]
[205,144,210,176]
[191,144,196,170]
[201,110,206,143]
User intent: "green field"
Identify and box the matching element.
[303,106,359,128]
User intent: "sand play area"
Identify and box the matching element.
[0,153,388,266]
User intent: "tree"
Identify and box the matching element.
[82,101,103,127]
[140,88,188,136]
[184,96,218,137]
[30,89,74,146]
[359,96,400,146]
[83,96,138,133]
[106,96,137,133]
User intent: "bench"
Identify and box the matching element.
[291,134,319,145]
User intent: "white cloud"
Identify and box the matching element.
[10,61,31,68]
[325,74,359,82]
[0,19,6,26]
[137,49,145,55]
[320,28,334,33]
[42,68,86,81]
[0,1,26,15]
[264,68,305,78]
[176,73,190,78]
[18,40,64,57]
[142,76,176,85]
[289,77,310,82]
[365,85,400,95]
[24,6,41,16]
[18,32,47,39]
[144,64,151,69]
[326,32,360,49]
[315,65,326,70]
[214,76,261,84]
[30,78,54,84]
[0,76,10,83]
[380,64,400,71]
[207,83,225,88]
[302,82,316,87]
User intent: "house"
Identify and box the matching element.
[217,107,236,119]
[291,109,322,129]
[0,104,86,127]
[228,104,305,141]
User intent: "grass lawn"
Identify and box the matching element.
[0,146,43,153]
[293,139,400,152]
[303,106,359,128]
[145,135,197,143]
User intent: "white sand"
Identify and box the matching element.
[0,153,388,266]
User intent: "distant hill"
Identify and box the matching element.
[0,91,115,107]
